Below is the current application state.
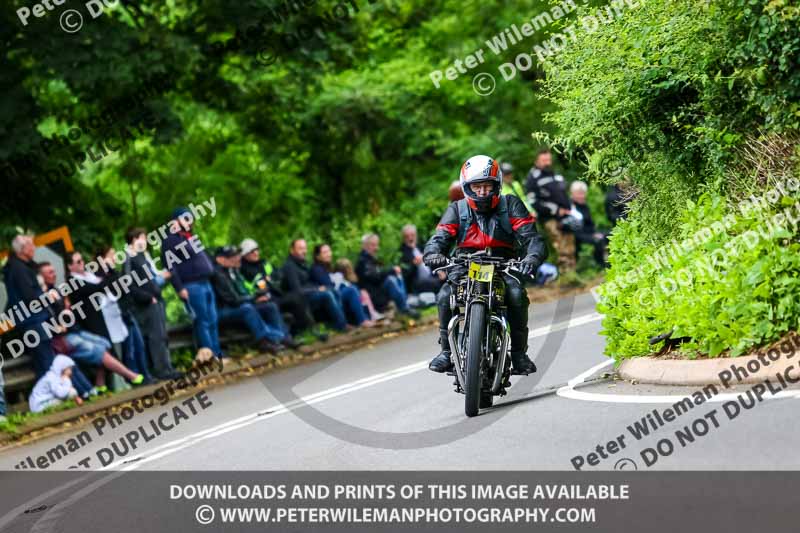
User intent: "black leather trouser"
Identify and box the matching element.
[437,273,529,355]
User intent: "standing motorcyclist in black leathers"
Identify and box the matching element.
[423,155,547,375]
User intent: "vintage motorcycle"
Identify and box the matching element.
[434,249,523,417]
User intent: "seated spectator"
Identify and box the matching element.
[39,262,100,396]
[29,355,83,413]
[3,235,57,378]
[211,246,295,355]
[334,259,384,321]
[123,228,181,381]
[355,234,419,319]
[282,239,348,331]
[162,207,221,357]
[569,181,609,268]
[310,244,375,328]
[399,225,443,295]
[66,251,145,386]
[240,238,318,337]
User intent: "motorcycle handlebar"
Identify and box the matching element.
[431,255,523,275]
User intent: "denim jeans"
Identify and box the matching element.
[123,316,152,380]
[65,330,110,366]
[218,303,285,343]
[306,289,347,331]
[185,281,222,355]
[132,299,174,379]
[62,330,107,396]
[25,320,57,379]
[254,301,289,337]
[383,275,410,312]
[70,364,93,397]
[336,285,368,325]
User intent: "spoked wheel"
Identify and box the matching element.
[464,302,487,417]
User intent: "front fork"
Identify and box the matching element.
[447,309,509,395]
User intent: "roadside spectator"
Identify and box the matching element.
[334,259,384,321]
[605,183,630,226]
[228,248,299,348]
[501,162,534,213]
[94,247,131,347]
[239,238,318,337]
[399,225,443,295]
[524,148,576,272]
[355,234,420,319]
[38,262,98,396]
[311,244,375,328]
[67,251,113,340]
[124,227,181,381]
[3,235,57,378]
[569,181,609,268]
[282,239,348,331]
[162,207,221,357]
[66,251,145,387]
[99,246,154,385]
[29,355,82,413]
[211,246,294,355]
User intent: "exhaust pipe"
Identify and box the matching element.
[490,315,509,394]
[447,316,465,388]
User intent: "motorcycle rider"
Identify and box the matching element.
[423,155,547,375]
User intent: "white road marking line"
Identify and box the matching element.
[101,360,429,470]
[566,359,614,388]
[98,310,604,470]
[528,313,602,339]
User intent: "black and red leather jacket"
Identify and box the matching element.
[423,195,547,262]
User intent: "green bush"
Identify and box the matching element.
[598,186,800,359]
[538,0,800,358]
[540,0,800,242]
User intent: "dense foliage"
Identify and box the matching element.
[539,0,800,358]
[1,0,576,264]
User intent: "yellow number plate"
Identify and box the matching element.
[468,262,494,282]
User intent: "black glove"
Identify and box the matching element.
[518,256,541,276]
[424,253,448,268]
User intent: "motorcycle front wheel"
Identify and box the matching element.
[465,302,487,417]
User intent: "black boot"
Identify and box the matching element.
[509,324,536,375]
[429,329,454,373]
[510,351,537,375]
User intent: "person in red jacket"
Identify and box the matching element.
[423,155,547,375]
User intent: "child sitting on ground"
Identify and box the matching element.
[29,355,83,413]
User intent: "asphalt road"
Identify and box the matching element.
[2,290,799,472]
